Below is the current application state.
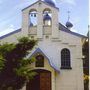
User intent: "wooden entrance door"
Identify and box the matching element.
[26,69,51,90]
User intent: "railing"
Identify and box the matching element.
[28,26,37,35]
[28,26,52,35]
[43,26,52,35]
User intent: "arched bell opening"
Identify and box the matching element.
[43,8,52,26]
[29,9,37,27]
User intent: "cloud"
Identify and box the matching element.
[15,0,36,10]
[57,0,76,6]
[0,0,34,37]
[69,16,81,33]
[0,0,35,22]
[0,24,15,37]
[71,16,81,25]
[71,28,78,33]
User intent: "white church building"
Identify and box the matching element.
[0,0,87,90]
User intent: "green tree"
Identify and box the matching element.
[82,37,89,90]
[0,37,37,90]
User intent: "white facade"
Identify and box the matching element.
[0,0,86,90]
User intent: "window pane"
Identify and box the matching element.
[35,54,44,67]
[61,48,71,69]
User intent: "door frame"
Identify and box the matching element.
[26,69,52,90]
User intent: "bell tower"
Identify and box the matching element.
[22,0,59,39]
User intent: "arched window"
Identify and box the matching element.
[43,8,52,26]
[61,48,71,69]
[35,54,44,67]
[29,10,37,27]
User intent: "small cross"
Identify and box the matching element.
[67,11,70,21]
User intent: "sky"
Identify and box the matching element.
[0,0,89,37]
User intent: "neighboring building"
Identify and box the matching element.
[0,0,87,90]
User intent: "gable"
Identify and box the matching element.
[22,0,59,12]
[27,48,60,72]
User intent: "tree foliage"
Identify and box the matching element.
[82,38,89,90]
[0,55,5,71]
[0,37,37,90]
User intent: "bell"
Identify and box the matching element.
[34,14,36,17]
[31,14,33,17]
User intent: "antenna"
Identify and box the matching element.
[67,11,70,21]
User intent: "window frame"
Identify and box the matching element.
[61,48,72,69]
[35,54,44,67]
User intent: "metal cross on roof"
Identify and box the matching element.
[67,11,70,21]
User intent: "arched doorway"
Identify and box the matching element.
[26,69,51,90]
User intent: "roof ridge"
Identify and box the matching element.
[59,23,87,38]
[0,28,21,39]
[22,0,59,11]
